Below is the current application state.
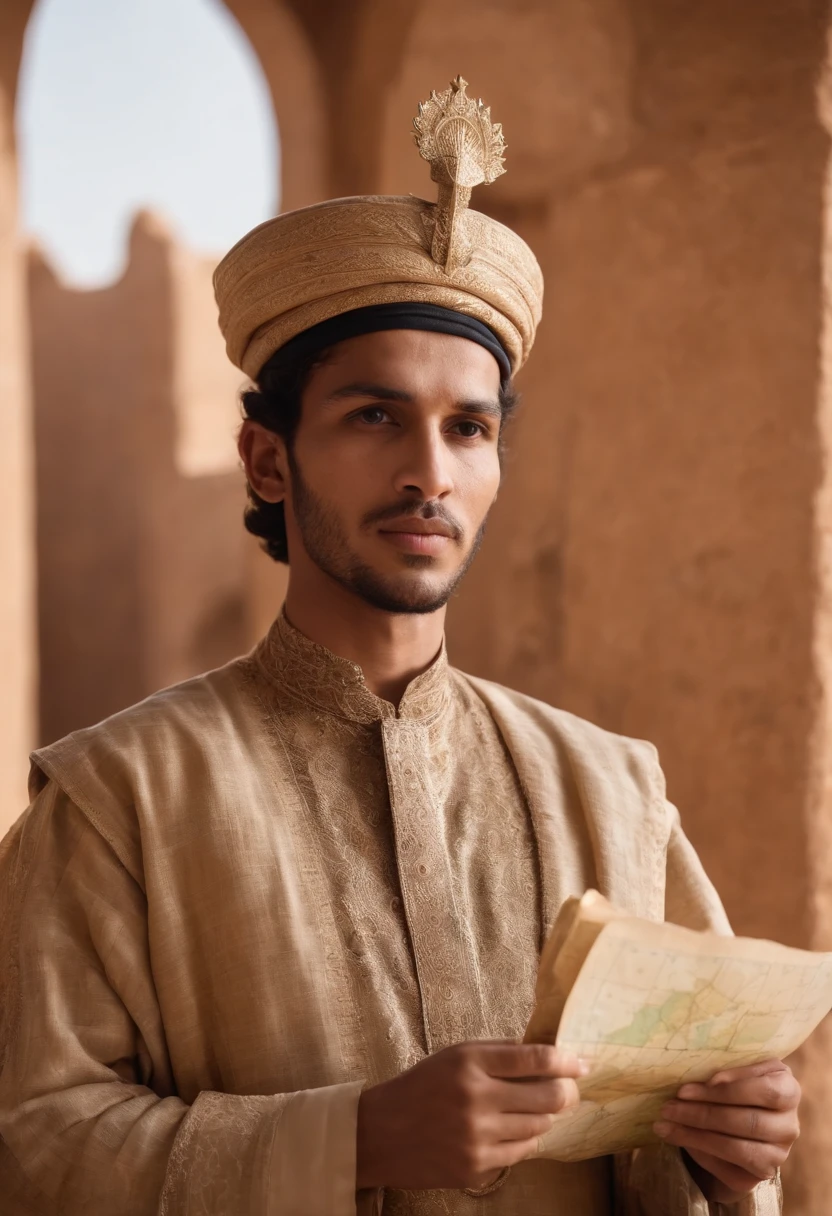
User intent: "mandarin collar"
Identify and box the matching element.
[254,610,451,725]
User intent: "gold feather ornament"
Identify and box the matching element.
[214,75,542,379]
[413,76,506,274]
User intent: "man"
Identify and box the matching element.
[0,78,798,1215]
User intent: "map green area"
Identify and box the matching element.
[604,978,732,1048]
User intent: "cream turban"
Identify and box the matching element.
[213,78,543,380]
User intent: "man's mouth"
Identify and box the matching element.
[377,521,456,555]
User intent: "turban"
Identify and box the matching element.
[213,77,543,380]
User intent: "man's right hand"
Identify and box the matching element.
[356,1041,586,1192]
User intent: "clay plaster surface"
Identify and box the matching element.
[379,0,635,202]
[431,1,829,1205]
[172,241,248,477]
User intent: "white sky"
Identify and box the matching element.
[17,0,279,287]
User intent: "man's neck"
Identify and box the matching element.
[283,579,446,707]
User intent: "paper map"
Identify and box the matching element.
[524,893,832,1162]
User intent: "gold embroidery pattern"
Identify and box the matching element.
[245,615,628,1214]
[159,1090,291,1216]
[259,612,451,726]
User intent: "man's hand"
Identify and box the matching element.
[654,1059,800,1204]
[356,1041,586,1191]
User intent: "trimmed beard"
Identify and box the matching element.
[288,451,487,614]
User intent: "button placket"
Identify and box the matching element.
[381,719,486,1053]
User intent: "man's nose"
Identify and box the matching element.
[392,426,454,500]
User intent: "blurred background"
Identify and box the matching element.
[1,0,831,1208]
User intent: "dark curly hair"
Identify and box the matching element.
[241,341,519,565]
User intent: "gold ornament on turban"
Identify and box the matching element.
[213,77,543,379]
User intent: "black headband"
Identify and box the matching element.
[269,302,512,383]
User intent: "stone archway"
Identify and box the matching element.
[4,0,332,750]
[15,0,289,745]
[222,0,327,211]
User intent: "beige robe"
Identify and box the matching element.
[0,615,781,1215]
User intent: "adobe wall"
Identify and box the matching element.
[0,0,36,833]
[30,214,250,745]
[381,0,831,1207]
[313,0,828,952]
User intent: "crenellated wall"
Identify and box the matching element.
[29,213,250,745]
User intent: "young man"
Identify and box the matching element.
[0,79,798,1215]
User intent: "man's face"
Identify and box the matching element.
[284,328,504,614]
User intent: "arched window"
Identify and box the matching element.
[16,0,281,743]
[17,0,278,286]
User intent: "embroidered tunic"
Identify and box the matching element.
[0,616,780,1215]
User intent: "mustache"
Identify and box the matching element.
[362,500,464,541]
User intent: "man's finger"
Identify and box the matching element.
[660,1099,798,1144]
[692,1059,787,1088]
[681,1065,788,1094]
[487,1112,558,1143]
[676,1071,800,1112]
[480,1044,588,1080]
[654,1122,786,1179]
[494,1076,581,1115]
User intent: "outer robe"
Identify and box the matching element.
[0,615,781,1215]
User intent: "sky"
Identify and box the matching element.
[16,0,279,287]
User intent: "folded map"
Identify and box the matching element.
[523,890,832,1162]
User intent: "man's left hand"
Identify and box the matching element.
[653,1059,800,1204]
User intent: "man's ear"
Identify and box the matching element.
[238,421,288,503]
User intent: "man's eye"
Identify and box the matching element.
[454,421,486,438]
[357,407,389,425]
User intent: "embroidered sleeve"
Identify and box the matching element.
[159,1083,364,1215]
